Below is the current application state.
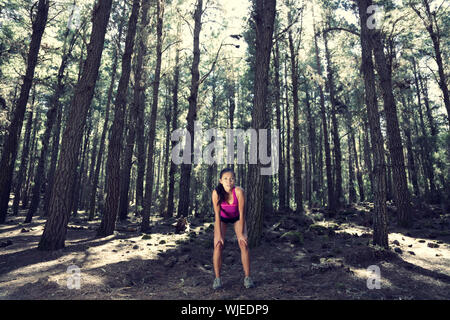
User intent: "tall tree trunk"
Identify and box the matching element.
[160,81,172,216]
[0,0,49,224]
[345,111,357,204]
[98,0,140,237]
[284,55,291,209]
[12,100,34,216]
[323,29,343,209]
[38,0,113,250]
[88,33,121,221]
[141,0,165,231]
[133,0,151,217]
[26,25,73,222]
[274,42,286,211]
[22,93,40,209]
[304,82,318,202]
[246,0,276,248]
[411,0,450,126]
[357,0,388,248]
[166,30,181,219]
[313,21,335,214]
[401,94,420,198]
[177,0,202,219]
[288,30,303,214]
[42,85,64,217]
[371,28,412,227]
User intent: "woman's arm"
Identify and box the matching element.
[235,187,246,235]
[212,190,223,247]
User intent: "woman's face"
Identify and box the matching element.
[220,171,235,192]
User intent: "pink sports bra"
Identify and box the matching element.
[220,187,239,219]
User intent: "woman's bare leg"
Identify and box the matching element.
[213,221,227,278]
[235,222,250,277]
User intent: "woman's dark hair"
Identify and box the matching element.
[215,168,235,206]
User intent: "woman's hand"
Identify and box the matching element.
[214,235,224,249]
[237,234,248,247]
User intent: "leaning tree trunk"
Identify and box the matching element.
[38,0,113,251]
[246,0,276,248]
[357,0,388,248]
[26,25,73,222]
[177,0,202,219]
[98,0,140,237]
[141,0,165,232]
[87,29,121,221]
[0,0,49,224]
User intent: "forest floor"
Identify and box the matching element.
[0,202,449,300]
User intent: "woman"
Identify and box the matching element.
[211,168,254,289]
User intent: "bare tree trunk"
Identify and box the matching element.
[26,24,74,222]
[12,102,34,216]
[166,30,181,218]
[0,0,49,224]
[345,111,357,204]
[88,34,120,221]
[131,0,151,218]
[313,21,335,214]
[411,0,449,126]
[288,30,303,214]
[246,0,276,248]
[98,0,140,237]
[401,94,420,198]
[142,0,165,231]
[284,55,291,209]
[357,0,388,248]
[323,28,343,209]
[38,0,113,250]
[371,28,412,227]
[274,42,285,211]
[177,0,202,219]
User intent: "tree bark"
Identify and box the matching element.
[357,0,388,248]
[411,0,449,126]
[323,29,343,209]
[98,0,140,237]
[166,30,181,219]
[26,25,73,222]
[0,0,49,224]
[38,0,113,250]
[371,27,412,227]
[132,0,151,217]
[273,41,286,211]
[177,0,202,219]
[313,21,335,214]
[246,0,276,248]
[141,0,165,231]
[12,100,34,216]
[288,30,303,214]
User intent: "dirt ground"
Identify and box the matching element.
[0,203,449,300]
